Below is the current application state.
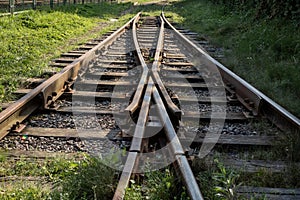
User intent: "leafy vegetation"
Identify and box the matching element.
[209,0,300,21]
[0,2,131,106]
[195,159,241,200]
[0,155,82,180]
[1,152,297,199]
[240,165,300,189]
[0,183,50,200]
[0,153,86,200]
[274,130,300,162]
[193,155,300,199]
[124,168,190,200]
[51,156,120,200]
[165,0,300,118]
[0,154,120,200]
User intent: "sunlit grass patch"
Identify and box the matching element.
[0,2,131,104]
[0,182,51,200]
[0,153,120,200]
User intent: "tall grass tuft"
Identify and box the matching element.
[51,156,120,200]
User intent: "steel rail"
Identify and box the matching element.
[152,85,204,200]
[161,12,261,115]
[113,79,154,200]
[114,13,152,199]
[161,12,300,133]
[151,16,182,119]
[115,14,203,200]
[114,77,203,200]
[0,12,141,139]
[125,13,149,114]
[42,12,141,110]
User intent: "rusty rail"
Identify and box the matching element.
[115,77,203,200]
[2,8,298,200]
[113,79,154,200]
[161,11,300,133]
[42,12,141,110]
[114,13,152,200]
[0,12,141,139]
[152,85,204,200]
[151,16,182,119]
[114,14,203,200]
[125,13,149,114]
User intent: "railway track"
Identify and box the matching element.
[0,10,300,199]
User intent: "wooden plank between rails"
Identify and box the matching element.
[0,149,84,159]
[78,80,136,86]
[11,127,120,139]
[237,186,300,199]
[221,158,297,173]
[68,91,129,99]
[183,111,248,120]
[196,156,300,173]
[57,106,126,115]
[163,62,194,66]
[13,90,130,100]
[176,96,239,104]
[181,135,276,146]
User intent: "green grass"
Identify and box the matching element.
[0,183,50,200]
[0,2,132,106]
[194,159,241,200]
[0,153,120,200]
[51,156,120,200]
[192,153,300,199]
[164,0,300,118]
[0,153,86,199]
[193,158,291,200]
[124,168,190,200]
[240,165,300,189]
[0,152,190,200]
[0,155,83,180]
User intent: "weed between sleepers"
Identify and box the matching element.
[124,167,190,200]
